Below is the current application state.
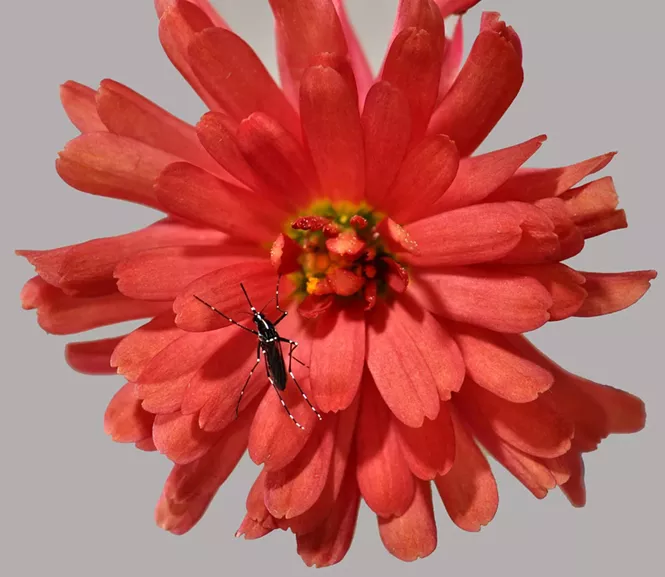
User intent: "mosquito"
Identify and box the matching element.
[193,276,322,430]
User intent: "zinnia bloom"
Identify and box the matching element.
[18,0,656,567]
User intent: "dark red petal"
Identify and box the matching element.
[429,22,523,156]
[155,163,285,243]
[110,312,180,382]
[575,270,657,317]
[362,81,412,207]
[456,379,574,459]
[435,135,546,212]
[65,336,124,375]
[189,27,300,136]
[265,414,336,519]
[406,203,527,267]
[96,79,227,178]
[452,323,553,402]
[411,267,552,333]
[296,456,360,568]
[270,0,349,104]
[378,480,437,562]
[57,133,177,209]
[384,135,460,223]
[396,402,456,480]
[60,81,106,133]
[172,260,274,332]
[487,152,616,203]
[300,66,365,202]
[355,376,416,517]
[237,113,319,207]
[434,409,498,531]
[310,303,365,413]
[382,28,442,142]
[104,383,155,443]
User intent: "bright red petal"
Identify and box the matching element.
[60,81,106,133]
[575,270,657,317]
[104,383,155,443]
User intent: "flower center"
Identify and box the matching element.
[274,201,416,314]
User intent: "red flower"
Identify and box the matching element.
[18,0,655,567]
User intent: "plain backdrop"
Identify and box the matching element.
[1,1,663,575]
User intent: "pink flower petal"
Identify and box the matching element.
[104,383,155,443]
[60,81,106,133]
[378,480,437,562]
[429,18,523,156]
[435,135,546,211]
[300,66,365,202]
[155,162,286,243]
[434,409,498,531]
[575,270,657,317]
[65,336,125,375]
[189,28,300,137]
[56,133,177,209]
[411,267,552,333]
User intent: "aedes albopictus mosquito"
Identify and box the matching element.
[193,276,322,430]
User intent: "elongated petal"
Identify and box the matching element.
[270,0,348,100]
[155,488,215,536]
[429,21,523,155]
[435,135,546,211]
[155,163,285,243]
[153,411,218,464]
[237,113,318,207]
[60,81,106,133]
[189,28,300,137]
[562,176,618,223]
[379,480,437,562]
[367,301,442,427]
[356,378,415,517]
[435,409,498,531]
[138,371,193,415]
[116,247,264,302]
[435,0,481,18]
[158,1,222,111]
[406,203,526,267]
[310,303,365,413]
[297,459,360,568]
[66,336,124,375]
[392,0,444,42]
[155,0,228,28]
[384,135,459,223]
[575,271,657,317]
[488,152,616,203]
[456,379,574,458]
[411,267,552,333]
[96,79,227,178]
[19,219,226,296]
[104,383,155,443]
[560,452,586,507]
[111,312,181,381]
[300,66,365,202]
[57,133,177,209]
[172,260,274,332]
[439,17,463,97]
[452,323,554,402]
[265,415,336,519]
[362,82,412,206]
[382,28,442,141]
[396,402,456,480]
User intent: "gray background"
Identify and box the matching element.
[1,0,663,575]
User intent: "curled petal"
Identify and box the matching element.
[411,267,552,333]
[488,152,616,203]
[66,336,125,375]
[575,270,657,317]
[310,303,365,413]
[436,135,546,212]
[452,323,554,402]
[378,480,437,562]
[60,81,106,133]
[104,383,155,443]
[434,409,498,531]
[429,19,523,155]
[356,377,416,517]
[57,133,177,209]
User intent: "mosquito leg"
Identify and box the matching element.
[268,375,304,430]
[274,275,288,326]
[236,343,262,419]
[193,295,258,335]
[292,356,308,368]
[282,339,322,421]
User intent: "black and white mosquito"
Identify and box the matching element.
[193,276,322,430]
